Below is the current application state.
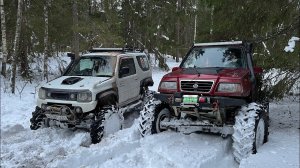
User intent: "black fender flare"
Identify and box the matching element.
[139,77,154,94]
[96,89,118,107]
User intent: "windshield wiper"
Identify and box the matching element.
[203,67,224,69]
[95,75,113,77]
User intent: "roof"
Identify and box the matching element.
[89,48,144,53]
[90,48,124,52]
[82,52,120,57]
[82,48,146,57]
[194,41,243,47]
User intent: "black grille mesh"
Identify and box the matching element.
[181,81,213,93]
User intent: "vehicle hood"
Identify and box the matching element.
[164,68,249,80]
[43,76,110,90]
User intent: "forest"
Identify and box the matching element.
[0,0,299,98]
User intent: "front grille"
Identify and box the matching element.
[181,80,213,93]
[50,92,70,100]
[45,90,77,101]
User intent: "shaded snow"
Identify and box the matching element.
[1,57,299,168]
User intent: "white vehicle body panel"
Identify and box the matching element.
[36,50,153,114]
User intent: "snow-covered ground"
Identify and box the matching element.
[1,57,299,168]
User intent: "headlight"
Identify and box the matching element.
[217,83,242,93]
[38,88,46,100]
[77,91,92,102]
[159,81,177,90]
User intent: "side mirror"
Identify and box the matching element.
[172,67,180,72]
[119,67,130,77]
[254,67,263,74]
[67,52,75,61]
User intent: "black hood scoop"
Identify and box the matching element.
[61,77,83,85]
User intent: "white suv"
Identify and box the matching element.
[30,48,153,143]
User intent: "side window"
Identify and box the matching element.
[119,57,136,78]
[136,55,150,71]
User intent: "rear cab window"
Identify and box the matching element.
[118,57,136,78]
[136,55,150,71]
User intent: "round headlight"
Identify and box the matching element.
[70,93,76,100]
[77,91,92,102]
[38,88,46,100]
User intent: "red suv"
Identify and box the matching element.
[139,41,269,163]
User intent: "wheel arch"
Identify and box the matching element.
[96,89,118,108]
[139,77,154,94]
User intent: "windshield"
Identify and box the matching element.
[65,56,116,77]
[181,47,245,68]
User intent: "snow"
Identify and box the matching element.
[284,36,299,52]
[240,98,299,168]
[1,56,299,168]
[162,35,169,40]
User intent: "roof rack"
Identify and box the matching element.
[89,47,144,53]
[89,48,123,53]
[194,41,243,47]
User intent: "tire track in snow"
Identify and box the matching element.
[1,125,90,168]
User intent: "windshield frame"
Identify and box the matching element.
[64,55,117,77]
[180,45,247,69]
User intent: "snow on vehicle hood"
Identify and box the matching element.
[43,76,110,90]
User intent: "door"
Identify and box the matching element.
[117,57,139,106]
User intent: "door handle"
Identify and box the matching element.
[119,82,125,86]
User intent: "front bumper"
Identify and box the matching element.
[154,92,246,135]
[154,92,247,109]
[33,104,95,129]
[161,118,234,135]
[37,98,97,113]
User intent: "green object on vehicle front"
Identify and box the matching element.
[182,95,198,103]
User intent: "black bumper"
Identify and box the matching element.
[154,92,247,108]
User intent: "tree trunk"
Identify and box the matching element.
[175,0,181,62]
[0,0,8,77]
[152,48,169,71]
[194,14,197,43]
[72,0,79,59]
[43,0,49,81]
[11,0,23,94]
[19,0,30,80]
[210,5,214,40]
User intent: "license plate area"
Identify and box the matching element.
[182,95,198,104]
[45,114,68,121]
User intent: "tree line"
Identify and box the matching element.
[0,0,299,98]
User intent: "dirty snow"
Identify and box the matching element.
[1,57,299,168]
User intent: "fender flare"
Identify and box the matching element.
[96,89,118,107]
[140,77,154,94]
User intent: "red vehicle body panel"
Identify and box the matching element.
[158,67,252,98]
